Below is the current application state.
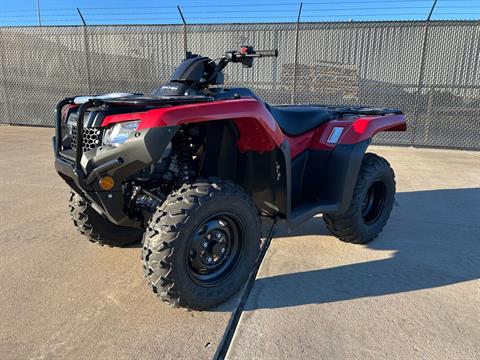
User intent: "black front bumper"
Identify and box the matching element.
[54,99,179,227]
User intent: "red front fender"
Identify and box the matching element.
[101,98,286,152]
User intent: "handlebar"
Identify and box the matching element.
[221,46,278,68]
[199,46,278,85]
[208,46,278,75]
[250,49,278,58]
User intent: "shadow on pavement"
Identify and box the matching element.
[243,188,480,310]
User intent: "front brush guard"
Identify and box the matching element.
[53,98,179,227]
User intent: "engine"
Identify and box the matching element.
[123,129,199,225]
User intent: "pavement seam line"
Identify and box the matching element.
[0,181,68,189]
[212,223,275,360]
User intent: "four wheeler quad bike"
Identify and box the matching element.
[53,46,406,310]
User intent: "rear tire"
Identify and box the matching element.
[323,153,395,244]
[142,178,261,310]
[69,191,143,247]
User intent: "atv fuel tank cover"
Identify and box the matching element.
[170,56,210,82]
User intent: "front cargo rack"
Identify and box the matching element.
[99,95,214,106]
[78,94,214,107]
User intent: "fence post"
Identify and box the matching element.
[412,0,437,146]
[36,0,42,26]
[77,8,92,94]
[291,2,303,104]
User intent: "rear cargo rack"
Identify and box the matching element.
[273,104,403,116]
[325,106,403,116]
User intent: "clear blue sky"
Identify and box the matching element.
[0,0,479,26]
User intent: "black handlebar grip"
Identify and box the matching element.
[255,49,278,57]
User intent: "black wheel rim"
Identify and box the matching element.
[361,180,387,225]
[186,212,245,287]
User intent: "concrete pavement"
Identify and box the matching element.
[0,126,238,360]
[227,146,480,359]
[1,126,479,359]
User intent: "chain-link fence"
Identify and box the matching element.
[0,21,479,149]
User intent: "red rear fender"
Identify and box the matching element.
[309,113,407,152]
[340,114,407,144]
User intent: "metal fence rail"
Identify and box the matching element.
[0,21,479,149]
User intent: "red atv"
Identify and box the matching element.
[53,46,406,309]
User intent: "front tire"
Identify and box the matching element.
[142,178,261,310]
[323,153,395,244]
[69,191,143,247]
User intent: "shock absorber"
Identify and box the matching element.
[172,130,196,183]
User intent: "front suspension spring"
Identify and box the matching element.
[172,130,195,183]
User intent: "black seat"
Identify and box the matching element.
[266,105,334,136]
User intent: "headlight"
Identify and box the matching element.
[103,120,140,146]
